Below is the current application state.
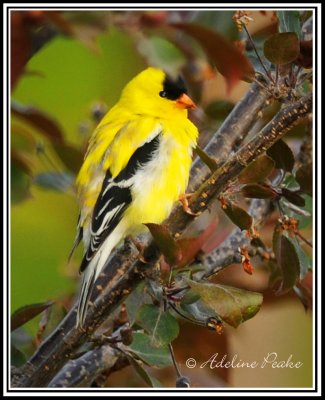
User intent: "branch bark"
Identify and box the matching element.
[48,344,119,388]
[12,86,311,388]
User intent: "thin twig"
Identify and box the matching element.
[168,343,182,379]
[275,65,279,85]
[243,25,274,83]
[163,298,182,380]
[295,231,313,248]
[168,301,205,327]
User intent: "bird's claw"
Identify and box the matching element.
[179,193,200,216]
[127,236,149,264]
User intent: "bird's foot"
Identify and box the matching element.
[179,193,200,216]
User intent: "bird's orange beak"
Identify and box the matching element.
[176,93,196,109]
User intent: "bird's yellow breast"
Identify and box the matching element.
[124,128,193,229]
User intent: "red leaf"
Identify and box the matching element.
[145,223,182,266]
[221,202,253,231]
[11,301,54,331]
[294,40,312,69]
[296,271,312,310]
[11,148,33,175]
[241,183,278,199]
[272,230,300,294]
[264,32,300,65]
[10,11,73,90]
[12,102,64,144]
[238,155,275,184]
[171,22,255,93]
[10,12,31,90]
[296,163,312,196]
[266,139,295,172]
[176,220,218,268]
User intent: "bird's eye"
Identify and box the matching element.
[159,91,167,98]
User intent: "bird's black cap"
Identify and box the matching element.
[160,75,187,100]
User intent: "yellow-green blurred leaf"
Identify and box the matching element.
[187,279,263,328]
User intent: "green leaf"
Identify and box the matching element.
[136,35,186,71]
[241,183,277,199]
[281,188,305,207]
[296,163,312,196]
[238,155,275,184]
[126,354,162,387]
[221,202,252,231]
[192,10,239,40]
[127,332,172,367]
[295,195,312,229]
[10,163,31,204]
[135,304,179,347]
[145,223,181,266]
[180,290,201,305]
[194,146,219,172]
[125,282,151,326]
[171,22,255,92]
[286,236,310,279]
[264,32,300,65]
[33,172,74,192]
[267,139,295,172]
[186,280,263,328]
[11,301,54,331]
[180,294,219,323]
[277,11,301,37]
[272,229,300,293]
[11,344,27,367]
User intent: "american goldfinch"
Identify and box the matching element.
[72,67,198,327]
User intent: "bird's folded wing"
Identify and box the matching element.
[79,130,161,272]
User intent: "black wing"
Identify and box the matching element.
[79,132,161,272]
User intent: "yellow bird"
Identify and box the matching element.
[71,67,198,327]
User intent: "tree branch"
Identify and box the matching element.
[48,344,120,388]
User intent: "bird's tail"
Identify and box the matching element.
[76,231,122,328]
[76,256,98,328]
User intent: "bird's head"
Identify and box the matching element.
[119,67,196,117]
